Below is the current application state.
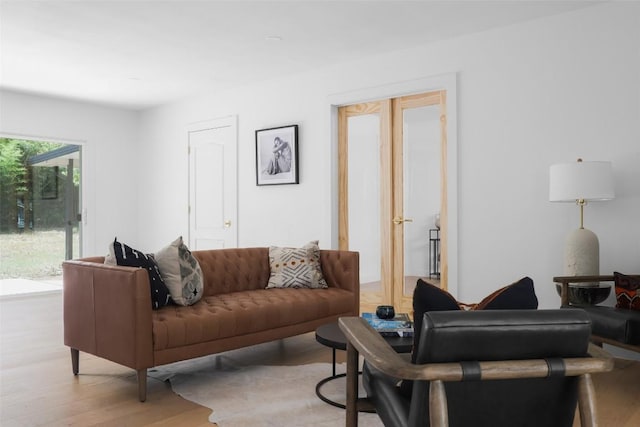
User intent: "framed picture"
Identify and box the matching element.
[255,124,299,185]
[40,166,59,199]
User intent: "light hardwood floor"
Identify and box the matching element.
[0,292,338,426]
[1,292,639,426]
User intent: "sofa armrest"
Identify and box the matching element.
[320,250,360,313]
[320,250,359,291]
[63,260,154,370]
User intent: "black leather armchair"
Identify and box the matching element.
[339,309,613,427]
[555,274,640,354]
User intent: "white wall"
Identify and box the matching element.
[0,90,140,256]
[2,3,636,310]
[138,2,639,308]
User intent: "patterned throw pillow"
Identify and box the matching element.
[105,238,172,310]
[614,271,640,311]
[267,240,328,289]
[154,236,204,306]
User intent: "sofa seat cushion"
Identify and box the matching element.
[151,288,355,350]
[577,305,640,345]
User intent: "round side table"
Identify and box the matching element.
[314,321,413,410]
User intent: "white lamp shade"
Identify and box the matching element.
[549,161,615,202]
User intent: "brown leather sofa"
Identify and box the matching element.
[63,247,360,401]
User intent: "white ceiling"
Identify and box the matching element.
[0,1,601,111]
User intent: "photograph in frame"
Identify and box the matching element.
[256,125,299,185]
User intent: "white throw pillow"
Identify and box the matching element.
[154,236,204,306]
[267,240,328,289]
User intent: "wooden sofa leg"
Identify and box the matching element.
[71,348,79,375]
[138,369,147,402]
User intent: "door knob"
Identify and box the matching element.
[392,217,414,225]
[224,220,232,228]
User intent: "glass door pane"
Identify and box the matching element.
[402,105,441,298]
[347,113,382,301]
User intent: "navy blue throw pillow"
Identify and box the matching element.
[109,238,172,310]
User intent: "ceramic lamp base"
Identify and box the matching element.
[564,228,599,283]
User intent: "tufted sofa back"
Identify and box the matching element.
[192,247,271,296]
[78,247,360,300]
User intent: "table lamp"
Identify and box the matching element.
[549,159,614,278]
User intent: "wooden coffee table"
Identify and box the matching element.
[315,321,413,409]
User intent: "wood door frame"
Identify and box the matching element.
[331,73,459,302]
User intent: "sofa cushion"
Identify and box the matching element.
[105,238,172,310]
[154,236,203,306]
[151,287,352,350]
[266,241,328,289]
[614,271,640,311]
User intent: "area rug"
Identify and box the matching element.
[150,359,384,426]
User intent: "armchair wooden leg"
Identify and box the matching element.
[70,348,79,375]
[429,380,449,427]
[346,342,359,427]
[578,373,598,427]
[137,369,147,402]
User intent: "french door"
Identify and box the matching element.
[338,91,448,314]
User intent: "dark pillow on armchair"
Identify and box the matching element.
[400,277,538,396]
[411,276,537,359]
[475,276,538,310]
[411,279,461,363]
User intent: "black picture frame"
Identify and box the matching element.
[255,124,299,185]
[40,166,59,199]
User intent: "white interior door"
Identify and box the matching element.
[188,116,237,250]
